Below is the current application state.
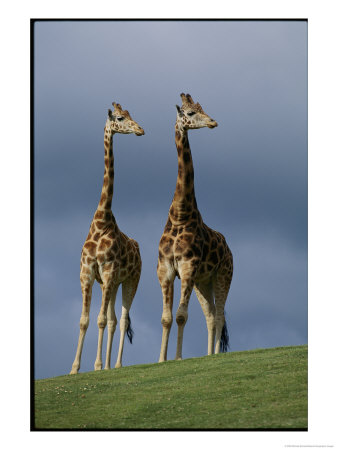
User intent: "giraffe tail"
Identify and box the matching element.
[126,313,134,344]
[220,314,229,352]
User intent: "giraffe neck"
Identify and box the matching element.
[170,123,198,224]
[97,127,115,212]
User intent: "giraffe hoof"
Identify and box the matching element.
[115,362,122,369]
[94,363,102,371]
[69,368,78,375]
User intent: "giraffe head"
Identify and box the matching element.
[175,93,218,130]
[106,102,145,136]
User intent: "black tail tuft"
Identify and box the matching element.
[126,313,134,344]
[220,319,230,353]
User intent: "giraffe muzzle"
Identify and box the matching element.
[207,120,218,129]
[135,128,145,136]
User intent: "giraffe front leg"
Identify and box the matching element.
[175,277,194,361]
[70,271,94,374]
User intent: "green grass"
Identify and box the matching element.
[34,345,307,430]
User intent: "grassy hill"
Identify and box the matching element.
[34,345,307,430]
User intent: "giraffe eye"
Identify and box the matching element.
[117,117,124,121]
[187,111,196,117]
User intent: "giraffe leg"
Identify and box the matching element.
[158,279,174,362]
[115,273,140,368]
[214,271,232,354]
[157,261,175,362]
[94,279,117,371]
[194,280,216,355]
[70,270,95,374]
[175,277,194,361]
[104,284,118,370]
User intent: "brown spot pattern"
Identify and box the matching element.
[83,241,96,256]
[157,96,232,361]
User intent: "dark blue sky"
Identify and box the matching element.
[34,20,307,379]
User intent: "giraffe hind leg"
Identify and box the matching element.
[94,278,118,371]
[158,260,175,362]
[104,284,119,370]
[115,273,140,368]
[175,277,195,361]
[194,280,216,355]
[158,279,174,363]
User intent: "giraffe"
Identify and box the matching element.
[70,102,144,374]
[157,93,233,362]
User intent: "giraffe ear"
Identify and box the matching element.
[108,109,115,120]
[176,105,183,117]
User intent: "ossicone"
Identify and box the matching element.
[112,102,122,111]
